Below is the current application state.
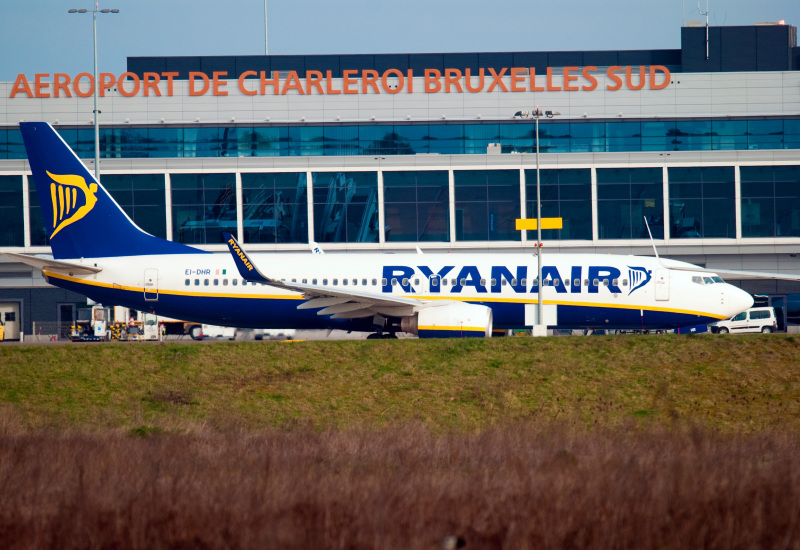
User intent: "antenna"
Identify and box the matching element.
[698,0,709,59]
[643,216,662,262]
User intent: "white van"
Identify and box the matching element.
[709,307,778,334]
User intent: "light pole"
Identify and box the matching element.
[515,107,559,332]
[69,4,119,181]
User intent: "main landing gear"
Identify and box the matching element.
[366,332,398,340]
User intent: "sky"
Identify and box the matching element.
[1,0,799,81]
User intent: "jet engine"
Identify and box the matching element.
[400,302,493,338]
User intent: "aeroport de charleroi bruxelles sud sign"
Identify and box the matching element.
[9,65,671,99]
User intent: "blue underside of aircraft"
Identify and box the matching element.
[55,276,716,333]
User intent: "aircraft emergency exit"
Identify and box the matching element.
[7,122,756,338]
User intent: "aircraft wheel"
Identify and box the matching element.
[719,327,729,334]
[366,333,382,340]
[761,327,773,333]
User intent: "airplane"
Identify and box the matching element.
[6,122,756,339]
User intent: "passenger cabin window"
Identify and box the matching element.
[185,279,190,286]
[622,279,628,286]
[574,279,580,287]
[194,279,200,286]
[223,279,228,286]
[204,279,209,286]
[233,280,238,286]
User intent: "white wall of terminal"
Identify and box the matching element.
[2,70,800,124]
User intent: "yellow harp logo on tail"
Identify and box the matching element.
[47,171,99,239]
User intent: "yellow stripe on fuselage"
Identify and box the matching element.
[43,270,727,319]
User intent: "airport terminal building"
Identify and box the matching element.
[1,22,800,338]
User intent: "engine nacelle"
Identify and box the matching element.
[400,302,493,338]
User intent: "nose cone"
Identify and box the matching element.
[727,286,754,317]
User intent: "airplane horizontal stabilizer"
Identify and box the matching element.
[3,252,102,275]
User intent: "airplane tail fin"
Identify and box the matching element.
[20,122,203,259]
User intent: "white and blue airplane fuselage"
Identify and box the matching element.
[8,122,754,338]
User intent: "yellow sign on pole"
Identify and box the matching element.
[515,218,563,230]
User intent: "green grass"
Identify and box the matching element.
[1,334,799,433]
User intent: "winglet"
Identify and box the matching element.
[223,232,271,284]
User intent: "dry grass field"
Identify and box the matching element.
[1,334,799,548]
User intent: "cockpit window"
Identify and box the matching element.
[712,276,724,283]
[703,277,714,285]
[691,276,703,285]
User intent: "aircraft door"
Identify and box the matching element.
[144,268,158,302]
[655,269,669,301]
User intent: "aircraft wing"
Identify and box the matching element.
[223,233,422,318]
[660,259,800,281]
[3,253,103,275]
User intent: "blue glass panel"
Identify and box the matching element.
[241,172,308,243]
[383,171,449,242]
[171,173,237,244]
[454,170,520,241]
[312,171,378,243]
[288,126,323,156]
[393,125,429,154]
[252,126,288,156]
[323,126,359,156]
[525,169,591,240]
[182,127,220,158]
[641,120,676,137]
[148,127,183,158]
[464,124,499,154]
[429,124,463,154]
[606,121,641,138]
[0,176,24,246]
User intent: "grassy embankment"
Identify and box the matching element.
[0,334,798,433]
[2,335,800,549]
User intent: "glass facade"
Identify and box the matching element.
[597,168,663,239]
[3,117,800,160]
[0,176,23,247]
[525,169,592,240]
[312,172,379,243]
[171,173,237,244]
[454,170,520,242]
[10,165,800,249]
[668,167,735,238]
[383,171,450,242]
[241,172,308,243]
[102,174,168,239]
[740,166,800,238]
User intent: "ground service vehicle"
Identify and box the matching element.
[709,307,778,334]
